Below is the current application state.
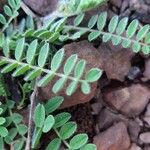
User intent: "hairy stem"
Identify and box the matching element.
[2,10,18,32]
[25,83,37,150]
[64,25,150,48]
[0,56,85,83]
[54,128,71,149]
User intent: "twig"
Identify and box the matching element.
[25,83,38,150]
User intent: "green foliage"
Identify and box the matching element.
[58,0,106,15]
[0,0,21,32]
[0,42,102,96]
[63,12,150,54]
[32,97,96,150]
[2,0,150,149]
[0,73,7,97]
[0,101,27,149]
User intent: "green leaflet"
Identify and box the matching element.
[1,63,18,73]
[15,38,25,61]
[81,82,91,94]
[17,124,28,136]
[74,13,84,26]
[13,139,25,150]
[88,14,98,28]
[0,117,6,125]
[74,60,86,78]
[51,49,64,71]
[42,115,55,133]
[52,77,66,93]
[4,5,13,16]
[59,122,77,140]
[24,69,42,81]
[64,54,78,75]
[54,112,71,128]
[136,25,150,41]
[0,127,8,137]
[33,104,45,128]
[85,68,102,82]
[37,72,55,87]
[0,15,6,25]
[45,96,64,114]
[38,43,49,68]
[26,40,38,64]
[46,138,61,150]
[108,15,119,33]
[80,144,97,150]
[69,134,88,149]
[97,12,107,31]
[88,31,101,41]
[126,20,138,38]
[12,65,30,77]
[116,17,128,35]
[66,80,78,96]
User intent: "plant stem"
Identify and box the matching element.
[2,10,18,32]
[25,83,37,150]
[54,128,71,149]
[64,25,150,48]
[0,56,85,83]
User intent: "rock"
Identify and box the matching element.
[144,146,150,150]
[145,104,150,116]
[97,108,128,130]
[145,0,150,5]
[94,122,131,150]
[135,117,144,127]
[23,0,58,16]
[144,59,150,80]
[129,143,142,150]
[38,41,102,108]
[127,66,141,80]
[143,103,150,126]
[98,42,134,81]
[143,116,150,127]
[128,121,141,143]
[97,109,140,142]
[139,132,150,144]
[109,0,122,8]
[0,0,6,12]
[103,84,150,117]
[91,102,103,115]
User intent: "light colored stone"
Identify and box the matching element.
[140,132,150,144]
[129,143,142,150]
[103,84,150,117]
[94,122,131,150]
